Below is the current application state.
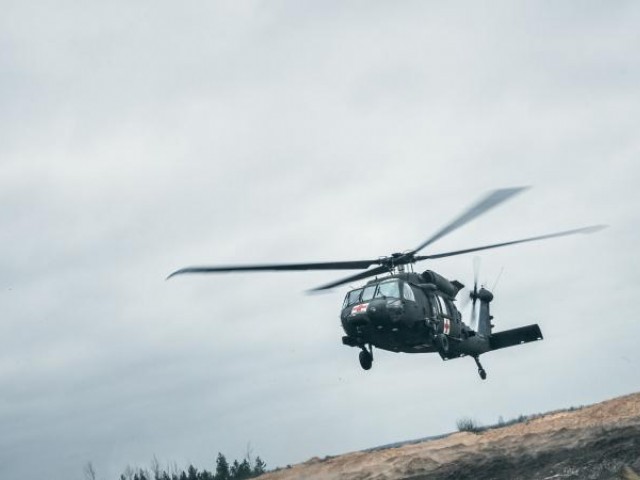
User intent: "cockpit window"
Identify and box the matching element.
[375,280,400,299]
[403,283,416,301]
[435,295,450,316]
[361,285,376,301]
[345,288,363,306]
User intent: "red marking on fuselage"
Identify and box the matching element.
[351,303,369,315]
[443,318,451,335]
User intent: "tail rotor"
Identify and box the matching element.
[459,257,481,330]
[470,256,480,330]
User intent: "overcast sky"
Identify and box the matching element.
[1,1,639,479]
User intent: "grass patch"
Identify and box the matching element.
[456,417,482,433]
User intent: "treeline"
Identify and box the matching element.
[118,453,267,480]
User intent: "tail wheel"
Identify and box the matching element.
[359,350,373,370]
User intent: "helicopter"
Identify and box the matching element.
[168,187,605,380]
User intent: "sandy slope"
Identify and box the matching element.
[260,392,640,480]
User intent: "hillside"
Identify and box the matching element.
[261,392,640,480]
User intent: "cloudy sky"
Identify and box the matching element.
[1,1,639,478]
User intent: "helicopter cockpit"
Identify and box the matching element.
[342,279,404,308]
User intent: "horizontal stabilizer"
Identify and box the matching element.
[489,324,543,351]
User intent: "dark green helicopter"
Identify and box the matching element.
[169,187,604,380]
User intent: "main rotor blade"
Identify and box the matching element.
[167,259,381,279]
[309,265,390,292]
[416,225,607,261]
[410,187,528,255]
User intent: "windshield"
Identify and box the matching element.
[343,288,363,307]
[343,281,400,308]
[375,280,400,299]
[361,285,377,301]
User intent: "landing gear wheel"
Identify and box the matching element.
[359,350,373,370]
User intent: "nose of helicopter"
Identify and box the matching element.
[344,301,373,326]
[344,298,398,327]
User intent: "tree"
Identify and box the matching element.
[253,457,267,476]
[134,471,150,480]
[186,465,198,480]
[199,470,214,480]
[230,460,240,479]
[236,459,252,479]
[215,453,230,480]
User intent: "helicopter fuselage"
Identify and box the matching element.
[339,269,542,375]
[340,271,476,356]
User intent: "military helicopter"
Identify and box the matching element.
[168,187,604,380]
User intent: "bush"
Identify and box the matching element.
[456,417,482,433]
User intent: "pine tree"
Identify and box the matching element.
[199,470,214,480]
[186,465,198,480]
[236,459,252,479]
[252,457,267,476]
[215,453,230,480]
[230,460,240,479]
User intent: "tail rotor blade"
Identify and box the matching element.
[459,257,480,329]
[471,256,480,330]
[471,297,479,330]
[459,291,471,310]
[473,256,480,289]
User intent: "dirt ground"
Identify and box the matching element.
[260,392,640,480]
